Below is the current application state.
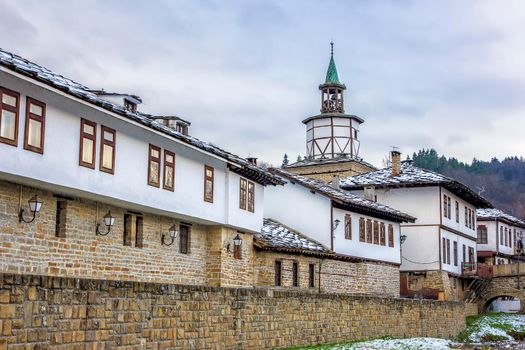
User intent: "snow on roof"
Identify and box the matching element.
[270,168,416,223]
[285,156,376,171]
[477,208,525,228]
[341,161,493,208]
[0,48,282,186]
[254,218,332,256]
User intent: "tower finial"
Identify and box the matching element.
[330,41,334,57]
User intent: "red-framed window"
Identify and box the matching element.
[79,118,97,169]
[247,181,255,212]
[99,126,116,174]
[380,222,386,246]
[366,219,372,243]
[359,218,365,242]
[23,97,46,153]
[163,149,175,191]
[373,221,379,244]
[344,214,352,240]
[148,144,161,187]
[0,87,20,146]
[239,178,247,210]
[388,224,394,247]
[204,165,214,203]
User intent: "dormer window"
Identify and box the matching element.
[176,123,188,135]
[124,99,137,113]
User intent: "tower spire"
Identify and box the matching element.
[325,42,340,84]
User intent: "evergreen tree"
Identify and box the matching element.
[282,154,289,167]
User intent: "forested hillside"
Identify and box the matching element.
[412,149,525,220]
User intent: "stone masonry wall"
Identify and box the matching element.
[254,251,400,297]
[285,160,374,183]
[0,273,466,350]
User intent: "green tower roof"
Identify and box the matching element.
[325,42,340,84]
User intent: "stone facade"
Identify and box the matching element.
[284,159,374,183]
[254,251,400,297]
[0,181,252,288]
[0,273,466,350]
[402,271,471,301]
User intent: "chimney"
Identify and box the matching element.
[364,186,376,201]
[246,157,257,166]
[331,175,340,189]
[391,150,401,177]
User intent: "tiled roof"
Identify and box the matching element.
[254,218,332,256]
[0,48,283,186]
[270,168,416,223]
[284,156,376,170]
[340,161,493,208]
[477,208,525,228]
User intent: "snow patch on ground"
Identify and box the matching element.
[305,338,453,350]
[466,314,525,342]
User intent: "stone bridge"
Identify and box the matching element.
[469,263,525,312]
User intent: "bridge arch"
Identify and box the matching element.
[480,289,525,313]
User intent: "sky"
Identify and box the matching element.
[2,0,525,167]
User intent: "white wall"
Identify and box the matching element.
[0,70,264,233]
[264,181,332,247]
[441,188,477,239]
[331,207,401,264]
[399,226,440,271]
[440,228,477,275]
[477,221,498,253]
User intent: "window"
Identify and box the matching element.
[0,87,20,146]
[455,201,459,223]
[55,200,67,238]
[447,196,451,219]
[442,238,446,264]
[477,225,488,244]
[500,226,504,246]
[176,123,188,135]
[135,216,144,248]
[465,207,468,227]
[247,181,255,212]
[100,126,116,174]
[344,215,352,240]
[380,223,386,246]
[366,219,372,243]
[373,221,379,244]
[359,218,365,242]
[239,178,247,210]
[468,209,472,229]
[123,214,132,246]
[179,225,190,254]
[446,239,451,264]
[388,224,394,247]
[453,241,458,266]
[275,260,282,286]
[124,99,137,113]
[505,227,508,246]
[468,247,474,263]
[148,144,161,187]
[292,261,299,287]
[23,97,45,153]
[462,244,466,263]
[308,264,315,288]
[443,195,448,218]
[79,119,97,168]
[163,150,175,191]
[509,229,513,248]
[204,165,214,203]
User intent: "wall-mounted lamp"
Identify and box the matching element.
[96,211,115,236]
[332,219,341,232]
[400,234,407,245]
[161,224,179,246]
[226,233,243,253]
[19,194,43,224]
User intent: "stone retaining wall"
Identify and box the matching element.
[0,273,466,349]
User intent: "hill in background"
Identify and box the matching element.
[412,149,525,220]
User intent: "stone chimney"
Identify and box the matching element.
[331,175,340,189]
[246,157,257,166]
[391,150,401,177]
[364,186,376,201]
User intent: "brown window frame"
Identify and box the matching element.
[442,238,447,264]
[344,214,352,240]
[148,144,161,187]
[163,149,175,191]
[373,221,379,245]
[275,260,282,286]
[477,225,488,244]
[366,219,373,243]
[308,263,315,288]
[247,181,255,213]
[99,126,116,174]
[388,224,394,247]
[204,165,214,203]
[464,206,468,227]
[446,239,451,264]
[292,261,299,287]
[79,118,97,169]
[380,222,386,246]
[179,224,191,254]
[455,201,459,223]
[0,87,20,147]
[239,178,247,210]
[23,97,46,154]
[453,241,458,266]
[443,195,448,218]
[359,218,365,242]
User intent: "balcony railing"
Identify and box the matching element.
[461,262,493,278]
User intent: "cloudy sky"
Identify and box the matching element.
[2,0,525,167]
